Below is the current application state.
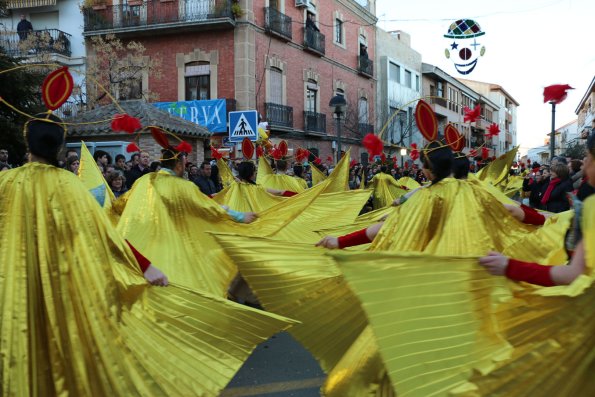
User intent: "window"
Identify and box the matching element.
[358,97,368,124]
[404,70,412,88]
[269,67,283,104]
[335,19,343,44]
[306,80,318,112]
[389,106,398,143]
[389,62,400,83]
[448,88,458,112]
[119,78,142,100]
[437,81,444,97]
[185,62,210,100]
[415,75,420,91]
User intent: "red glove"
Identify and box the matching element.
[282,190,298,197]
[125,240,151,273]
[338,228,371,249]
[520,204,546,225]
[505,259,555,286]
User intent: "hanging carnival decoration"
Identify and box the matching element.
[444,18,486,75]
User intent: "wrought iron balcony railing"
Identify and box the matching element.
[304,111,326,134]
[357,55,373,77]
[264,7,292,41]
[0,29,72,57]
[303,27,324,56]
[83,0,233,33]
[265,103,293,128]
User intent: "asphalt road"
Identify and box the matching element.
[221,332,325,397]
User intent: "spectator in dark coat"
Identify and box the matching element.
[193,161,220,196]
[125,151,151,188]
[540,163,573,213]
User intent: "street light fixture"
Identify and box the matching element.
[329,94,347,163]
[400,147,407,167]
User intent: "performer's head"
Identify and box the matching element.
[293,164,304,178]
[160,148,186,177]
[421,140,454,184]
[452,152,470,179]
[25,113,66,166]
[276,159,288,172]
[238,160,256,183]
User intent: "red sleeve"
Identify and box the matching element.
[125,240,151,273]
[520,204,546,225]
[338,228,372,249]
[505,259,555,286]
[282,190,298,197]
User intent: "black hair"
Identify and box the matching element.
[293,164,304,178]
[115,154,126,162]
[421,140,454,185]
[130,153,140,161]
[25,113,65,166]
[588,131,595,157]
[452,153,470,179]
[200,161,211,169]
[276,159,288,172]
[380,165,388,174]
[160,149,183,170]
[149,161,161,172]
[93,149,109,162]
[238,161,256,184]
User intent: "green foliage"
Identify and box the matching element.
[0,50,45,164]
[564,139,587,159]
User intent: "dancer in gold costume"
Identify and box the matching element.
[0,114,296,396]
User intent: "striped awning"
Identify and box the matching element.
[8,0,56,9]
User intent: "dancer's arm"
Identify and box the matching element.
[316,222,383,249]
[125,240,169,286]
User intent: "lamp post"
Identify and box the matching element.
[549,101,556,161]
[329,94,347,163]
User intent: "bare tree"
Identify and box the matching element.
[86,34,162,108]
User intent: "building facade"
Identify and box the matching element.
[421,63,499,157]
[82,0,377,162]
[575,75,595,140]
[458,78,519,156]
[375,29,422,163]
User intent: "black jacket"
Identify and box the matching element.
[523,177,547,208]
[125,165,150,189]
[193,175,219,196]
[541,178,573,213]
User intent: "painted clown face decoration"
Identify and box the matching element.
[444,19,486,75]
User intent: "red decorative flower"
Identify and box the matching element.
[543,84,573,104]
[463,104,481,123]
[362,133,384,157]
[256,146,264,158]
[481,147,490,160]
[314,158,322,165]
[326,155,333,162]
[486,123,500,138]
[126,142,140,153]
[410,149,419,161]
[111,114,142,133]
[469,148,478,157]
[174,141,192,154]
[210,146,223,160]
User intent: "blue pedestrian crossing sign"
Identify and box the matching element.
[229,110,258,142]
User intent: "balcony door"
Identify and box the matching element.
[184,0,211,21]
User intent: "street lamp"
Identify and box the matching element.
[329,94,347,163]
[549,101,556,161]
[400,147,407,168]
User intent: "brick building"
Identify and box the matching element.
[82,0,377,162]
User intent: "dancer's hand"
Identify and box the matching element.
[503,204,524,222]
[315,236,339,249]
[243,212,258,224]
[144,265,169,286]
[478,252,509,276]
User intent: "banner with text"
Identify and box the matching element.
[153,99,227,133]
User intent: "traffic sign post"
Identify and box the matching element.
[229,110,258,142]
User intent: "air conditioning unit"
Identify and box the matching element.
[295,0,310,8]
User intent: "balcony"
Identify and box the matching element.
[0,29,72,57]
[358,123,374,136]
[265,103,293,129]
[357,56,373,77]
[264,7,292,41]
[505,133,513,145]
[304,111,326,135]
[429,95,447,108]
[303,27,324,56]
[83,0,234,36]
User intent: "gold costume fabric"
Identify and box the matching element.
[0,163,296,397]
[217,158,236,188]
[476,146,519,185]
[334,196,595,396]
[214,181,286,212]
[255,156,273,184]
[396,176,421,190]
[369,173,408,209]
[311,164,327,186]
[260,173,306,193]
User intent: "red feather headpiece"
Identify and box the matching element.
[362,133,384,157]
[444,124,465,152]
[211,146,224,160]
[463,104,481,123]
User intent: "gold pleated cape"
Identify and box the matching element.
[259,173,306,193]
[333,196,595,396]
[0,163,296,397]
[396,176,421,190]
[213,181,286,212]
[311,164,327,186]
[217,158,236,188]
[476,146,519,185]
[369,172,408,209]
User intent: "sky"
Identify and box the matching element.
[375,0,595,155]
